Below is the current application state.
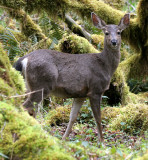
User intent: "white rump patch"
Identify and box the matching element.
[21,58,30,91]
[21,58,28,74]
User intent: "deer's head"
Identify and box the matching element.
[91,13,130,50]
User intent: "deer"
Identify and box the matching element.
[14,13,130,142]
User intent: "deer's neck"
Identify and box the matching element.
[99,45,121,76]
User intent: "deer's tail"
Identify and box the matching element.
[13,58,23,72]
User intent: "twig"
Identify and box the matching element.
[65,14,91,41]
[1,89,44,99]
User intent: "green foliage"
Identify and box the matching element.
[128,78,148,94]
[0,28,23,61]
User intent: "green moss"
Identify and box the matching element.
[110,103,148,135]
[119,54,148,80]
[0,43,25,103]
[0,102,74,160]
[0,0,124,24]
[102,107,120,123]
[91,34,104,50]
[9,67,25,93]
[57,34,99,54]
[0,78,14,97]
[45,105,71,126]
[137,0,148,37]
[103,0,125,10]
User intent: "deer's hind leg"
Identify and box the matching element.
[62,98,85,140]
[23,63,58,117]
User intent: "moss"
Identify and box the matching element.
[57,34,99,54]
[0,0,124,24]
[9,67,25,93]
[103,0,125,10]
[0,43,25,103]
[119,54,148,80]
[0,102,74,160]
[102,107,120,123]
[91,34,104,50]
[137,0,148,39]
[110,103,148,135]
[0,78,14,97]
[45,105,71,126]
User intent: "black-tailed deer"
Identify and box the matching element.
[14,13,130,142]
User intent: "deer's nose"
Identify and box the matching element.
[111,39,117,46]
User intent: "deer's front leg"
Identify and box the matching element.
[89,94,103,142]
[62,98,85,140]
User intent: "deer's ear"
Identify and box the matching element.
[91,12,106,30]
[118,14,130,31]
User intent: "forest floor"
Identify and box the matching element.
[40,117,148,159]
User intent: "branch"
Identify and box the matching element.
[65,14,91,41]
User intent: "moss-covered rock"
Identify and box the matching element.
[110,103,148,135]
[0,102,74,160]
[102,107,120,123]
[44,105,71,126]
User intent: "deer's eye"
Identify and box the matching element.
[105,32,109,35]
[117,31,121,35]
